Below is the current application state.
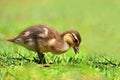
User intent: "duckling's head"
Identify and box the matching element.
[62,30,81,54]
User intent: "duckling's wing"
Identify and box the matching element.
[20,25,58,46]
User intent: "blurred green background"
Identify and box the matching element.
[0,0,120,55]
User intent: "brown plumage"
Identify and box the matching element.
[8,24,81,64]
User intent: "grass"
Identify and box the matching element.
[0,41,120,80]
[0,0,120,80]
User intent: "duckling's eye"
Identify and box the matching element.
[73,37,79,43]
[71,33,79,43]
[74,38,78,42]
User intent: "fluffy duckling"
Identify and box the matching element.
[8,24,81,64]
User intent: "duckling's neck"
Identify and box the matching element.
[59,41,70,53]
[50,38,70,54]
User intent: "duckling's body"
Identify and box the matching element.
[8,24,81,64]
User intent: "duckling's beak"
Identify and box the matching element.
[73,46,79,54]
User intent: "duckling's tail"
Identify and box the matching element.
[7,38,15,42]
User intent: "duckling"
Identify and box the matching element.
[8,24,81,64]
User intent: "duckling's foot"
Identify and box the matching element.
[49,62,55,64]
[43,64,50,67]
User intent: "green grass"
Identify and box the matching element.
[0,41,120,80]
[0,0,120,80]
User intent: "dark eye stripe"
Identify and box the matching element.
[71,33,79,42]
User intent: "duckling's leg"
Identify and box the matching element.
[35,40,46,64]
[37,52,46,64]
